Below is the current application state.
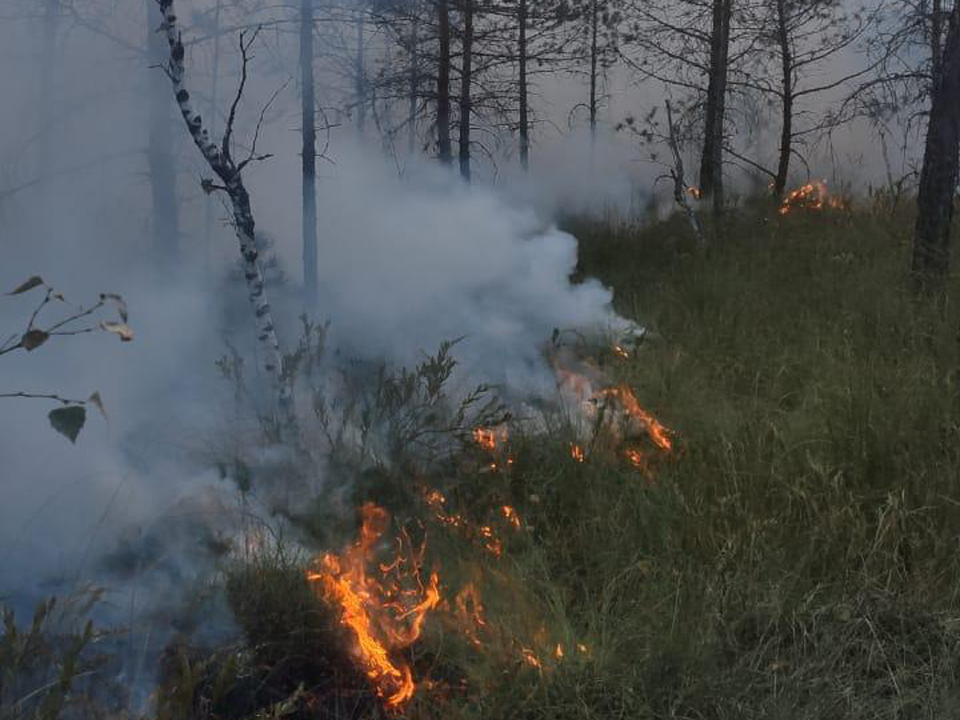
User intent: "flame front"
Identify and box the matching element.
[779,181,847,215]
[597,385,673,452]
[307,503,441,710]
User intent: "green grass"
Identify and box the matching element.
[7,200,960,719]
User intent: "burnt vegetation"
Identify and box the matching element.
[5,0,960,718]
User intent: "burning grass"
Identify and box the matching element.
[10,200,960,719]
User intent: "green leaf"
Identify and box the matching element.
[7,276,43,295]
[48,405,86,443]
[21,329,49,351]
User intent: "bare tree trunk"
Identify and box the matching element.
[699,0,732,216]
[146,0,179,267]
[437,0,453,164]
[356,11,367,133]
[408,8,420,155]
[773,0,793,197]
[158,0,295,431]
[589,0,599,151]
[459,0,474,181]
[301,0,318,306]
[913,8,960,290]
[38,0,59,178]
[932,0,944,90]
[518,0,530,171]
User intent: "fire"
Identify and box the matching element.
[625,447,646,468]
[613,344,630,359]
[688,186,702,200]
[778,181,847,215]
[473,425,508,451]
[596,385,673,452]
[307,503,441,709]
[501,505,522,528]
[454,582,487,648]
[570,443,586,463]
[521,648,542,668]
[422,488,519,557]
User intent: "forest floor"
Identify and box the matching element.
[6,196,960,720]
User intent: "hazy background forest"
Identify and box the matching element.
[3,0,960,718]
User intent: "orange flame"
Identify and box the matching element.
[570,443,586,463]
[473,425,508,451]
[597,385,673,452]
[501,505,522,528]
[779,181,847,215]
[307,503,441,709]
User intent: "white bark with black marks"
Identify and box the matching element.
[156,0,296,433]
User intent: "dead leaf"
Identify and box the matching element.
[8,276,44,295]
[100,293,128,322]
[88,391,107,420]
[21,329,49,351]
[100,322,134,342]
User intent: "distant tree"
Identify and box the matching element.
[301,0,318,306]
[699,0,732,214]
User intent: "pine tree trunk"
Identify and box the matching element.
[913,9,960,290]
[437,0,453,164]
[146,0,179,267]
[356,12,366,133]
[932,0,943,91]
[699,0,732,215]
[408,9,420,155]
[518,0,530,171]
[459,0,474,181]
[38,0,59,178]
[773,0,793,197]
[589,0,599,150]
[301,0,318,306]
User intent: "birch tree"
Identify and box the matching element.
[156,0,296,433]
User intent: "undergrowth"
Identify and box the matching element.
[6,199,960,719]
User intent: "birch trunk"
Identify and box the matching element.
[157,0,295,431]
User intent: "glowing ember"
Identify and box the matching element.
[521,648,542,668]
[501,505,522,528]
[422,488,518,557]
[454,582,487,648]
[307,503,441,709]
[570,443,586,463]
